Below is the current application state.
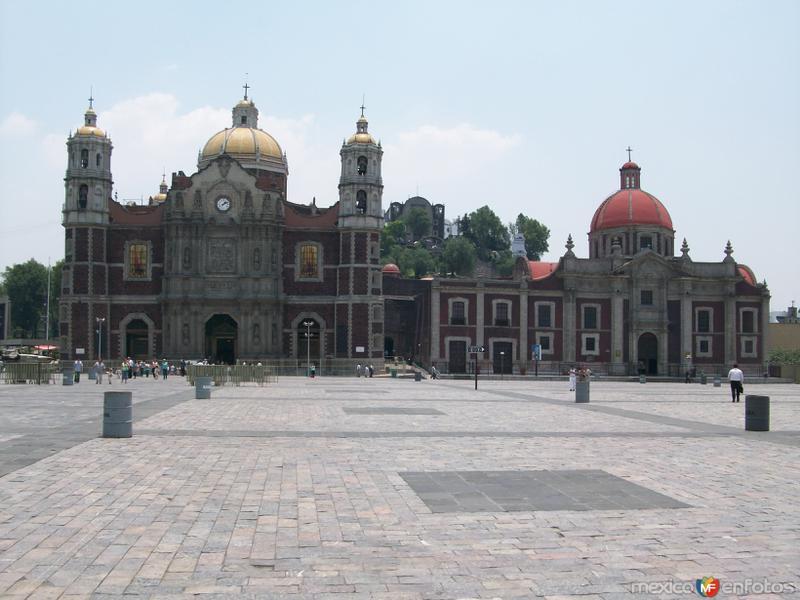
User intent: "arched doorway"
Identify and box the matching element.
[637,333,658,375]
[126,319,149,359]
[297,319,320,367]
[205,314,237,364]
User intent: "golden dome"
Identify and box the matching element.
[236,98,255,108]
[347,132,377,144]
[150,193,168,204]
[201,126,283,160]
[75,125,106,138]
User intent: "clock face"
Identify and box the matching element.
[216,196,231,212]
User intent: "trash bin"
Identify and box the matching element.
[575,380,590,403]
[414,371,422,382]
[713,376,721,387]
[62,367,74,386]
[639,375,646,384]
[390,368,397,378]
[103,391,132,438]
[745,395,769,431]
[700,373,707,385]
[196,376,213,399]
[88,370,97,381]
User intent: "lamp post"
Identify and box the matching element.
[302,320,314,377]
[96,317,105,362]
[500,351,505,381]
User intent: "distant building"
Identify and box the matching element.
[385,196,445,240]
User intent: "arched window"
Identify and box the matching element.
[80,149,88,168]
[356,190,367,214]
[96,153,101,167]
[78,184,88,209]
[357,156,368,175]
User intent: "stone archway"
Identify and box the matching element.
[637,332,658,375]
[205,314,238,364]
[125,319,149,360]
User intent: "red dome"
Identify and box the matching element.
[621,161,640,170]
[737,265,756,286]
[590,189,673,232]
[382,263,401,277]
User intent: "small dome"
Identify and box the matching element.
[75,125,106,138]
[590,189,673,232]
[382,263,401,277]
[738,265,756,286]
[201,127,283,160]
[621,161,640,170]
[347,131,377,144]
[236,98,255,108]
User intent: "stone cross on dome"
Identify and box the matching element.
[243,81,250,101]
[88,87,94,109]
[360,93,366,118]
[626,146,633,162]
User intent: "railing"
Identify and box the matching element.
[186,364,278,387]
[0,362,61,384]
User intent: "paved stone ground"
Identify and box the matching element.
[0,376,798,599]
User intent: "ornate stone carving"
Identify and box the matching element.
[183,246,191,270]
[253,247,262,270]
[182,323,190,345]
[253,323,261,343]
[207,238,236,273]
[193,190,202,209]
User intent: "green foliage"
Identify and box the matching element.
[491,250,516,277]
[440,237,476,277]
[396,246,437,278]
[381,220,406,257]
[462,206,510,261]
[513,213,550,260]
[0,258,62,338]
[768,348,800,364]
[402,207,432,240]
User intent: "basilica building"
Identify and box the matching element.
[384,160,770,376]
[59,93,385,366]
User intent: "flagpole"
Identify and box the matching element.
[45,258,51,341]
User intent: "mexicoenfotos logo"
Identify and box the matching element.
[696,576,721,597]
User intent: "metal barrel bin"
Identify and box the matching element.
[745,395,770,431]
[62,368,74,386]
[414,371,422,382]
[103,391,132,438]
[713,376,721,387]
[196,376,213,399]
[639,375,646,384]
[575,380,590,403]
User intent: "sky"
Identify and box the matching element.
[0,0,797,312]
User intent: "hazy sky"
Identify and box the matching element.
[1,1,797,311]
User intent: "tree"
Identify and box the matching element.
[463,206,510,261]
[397,246,437,278]
[768,348,800,364]
[440,237,476,277]
[402,207,432,241]
[3,259,48,337]
[512,214,550,260]
[381,220,407,258]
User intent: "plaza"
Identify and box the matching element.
[0,376,798,599]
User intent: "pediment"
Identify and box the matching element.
[613,250,688,279]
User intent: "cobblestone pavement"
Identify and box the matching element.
[0,377,798,599]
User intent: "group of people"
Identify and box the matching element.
[71,358,190,384]
[355,363,375,377]
[568,366,592,391]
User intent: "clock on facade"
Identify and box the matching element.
[216,196,231,212]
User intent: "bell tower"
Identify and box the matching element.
[60,95,114,360]
[335,106,384,361]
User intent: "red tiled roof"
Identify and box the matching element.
[737,264,756,286]
[528,261,558,280]
[283,202,339,228]
[109,200,163,225]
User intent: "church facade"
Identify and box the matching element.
[59,94,385,366]
[383,161,770,376]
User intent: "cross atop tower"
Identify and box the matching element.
[243,81,250,100]
[88,86,94,109]
[626,146,633,162]
[360,93,366,118]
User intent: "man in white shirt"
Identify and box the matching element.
[727,363,744,402]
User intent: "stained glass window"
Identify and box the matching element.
[300,244,318,278]
[129,243,148,279]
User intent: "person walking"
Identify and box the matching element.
[94,360,105,384]
[74,359,83,383]
[568,367,577,392]
[728,363,744,402]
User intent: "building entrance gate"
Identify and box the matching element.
[205,314,238,364]
[637,332,658,375]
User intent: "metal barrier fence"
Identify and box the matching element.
[186,364,278,387]
[0,362,60,384]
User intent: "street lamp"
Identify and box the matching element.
[96,317,105,362]
[302,320,314,377]
[499,351,505,381]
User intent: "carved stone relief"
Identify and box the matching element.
[207,238,237,273]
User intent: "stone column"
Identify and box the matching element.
[564,289,576,362]
[431,282,441,361]
[724,294,736,366]
[476,284,485,349]
[519,282,528,371]
[611,292,624,375]
[681,295,693,371]
[760,295,770,364]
